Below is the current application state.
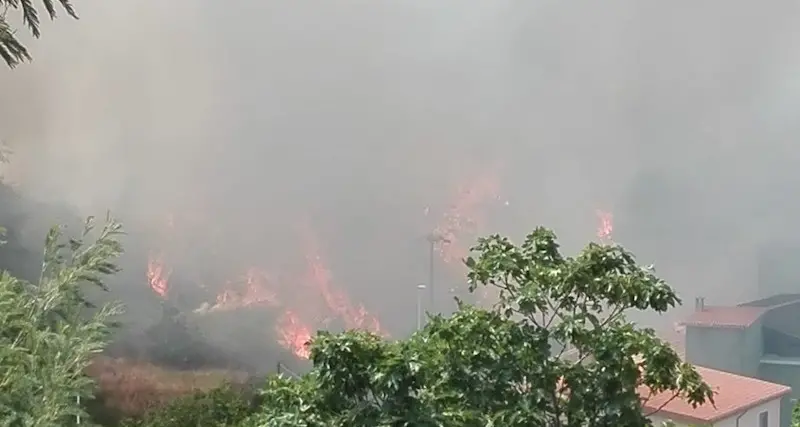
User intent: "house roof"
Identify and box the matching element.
[740,293,800,308]
[556,327,791,424]
[682,294,800,329]
[642,366,791,424]
[681,306,767,329]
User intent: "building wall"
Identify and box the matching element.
[744,320,765,374]
[781,395,793,427]
[763,327,800,357]
[648,398,783,427]
[761,360,800,402]
[762,303,800,339]
[685,323,762,377]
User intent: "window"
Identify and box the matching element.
[759,410,769,427]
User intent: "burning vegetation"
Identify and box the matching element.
[597,209,614,242]
[138,165,615,365]
[0,166,619,423]
[0,161,615,375]
[134,165,511,365]
[146,223,385,360]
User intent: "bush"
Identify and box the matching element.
[120,383,260,427]
[0,215,124,426]
[84,356,248,424]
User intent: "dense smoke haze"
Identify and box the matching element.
[3,1,800,366]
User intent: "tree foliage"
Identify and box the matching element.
[244,227,713,427]
[0,0,77,67]
[0,214,124,426]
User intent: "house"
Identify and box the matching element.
[558,327,791,426]
[651,326,791,426]
[675,294,800,426]
[681,295,800,392]
[644,365,791,427]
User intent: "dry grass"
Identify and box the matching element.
[85,355,249,421]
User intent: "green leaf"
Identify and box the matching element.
[0,215,125,426]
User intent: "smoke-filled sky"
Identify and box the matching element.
[3,1,800,338]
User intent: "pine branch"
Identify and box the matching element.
[40,0,54,20]
[0,18,28,67]
[19,0,41,38]
[0,0,78,68]
[54,0,77,19]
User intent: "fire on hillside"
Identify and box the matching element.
[141,166,612,362]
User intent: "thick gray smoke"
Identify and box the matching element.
[3,0,800,358]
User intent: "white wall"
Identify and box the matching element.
[648,398,781,427]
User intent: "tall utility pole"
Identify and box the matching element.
[426,232,450,314]
[416,284,426,330]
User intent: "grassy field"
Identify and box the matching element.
[85,355,249,423]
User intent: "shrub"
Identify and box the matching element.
[120,382,260,427]
[85,355,247,424]
[0,215,124,426]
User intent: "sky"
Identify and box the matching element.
[3,1,800,362]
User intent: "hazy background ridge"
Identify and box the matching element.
[3,0,800,338]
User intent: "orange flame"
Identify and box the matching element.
[432,168,500,267]
[426,166,503,305]
[150,215,385,361]
[596,210,613,241]
[276,310,312,359]
[242,268,280,307]
[209,268,280,312]
[147,253,170,298]
[300,228,384,335]
[267,230,386,359]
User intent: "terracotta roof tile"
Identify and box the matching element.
[557,328,789,423]
[681,306,766,329]
[641,366,791,423]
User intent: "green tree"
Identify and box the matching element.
[0,0,77,67]
[245,227,713,427]
[0,214,124,426]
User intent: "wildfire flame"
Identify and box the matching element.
[206,268,280,313]
[596,209,613,241]
[276,310,313,360]
[143,210,396,361]
[431,168,501,267]
[427,166,503,305]
[182,224,385,360]
[147,253,170,299]
[299,228,384,335]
